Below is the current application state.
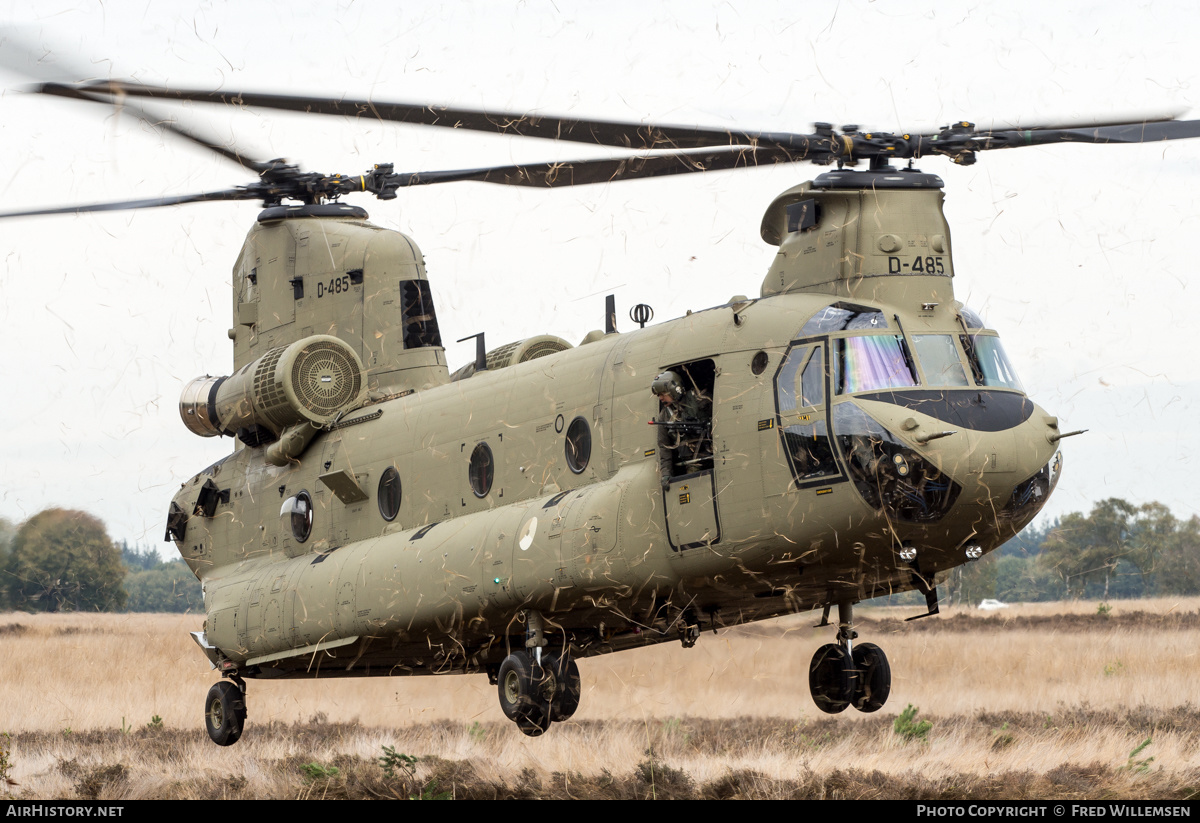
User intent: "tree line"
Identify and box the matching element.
[1,499,1198,612]
[946,499,1200,606]
[0,509,201,613]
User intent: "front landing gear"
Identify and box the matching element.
[204,678,247,746]
[808,602,891,715]
[809,643,852,713]
[851,642,891,712]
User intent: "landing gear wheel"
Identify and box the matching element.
[515,705,552,737]
[851,642,891,713]
[204,680,246,746]
[544,655,581,722]
[809,643,852,714]
[498,652,537,720]
[497,651,553,736]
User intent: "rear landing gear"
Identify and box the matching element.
[205,677,247,746]
[545,654,581,722]
[497,611,581,736]
[497,650,581,736]
[808,602,891,715]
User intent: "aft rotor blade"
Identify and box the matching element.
[0,188,253,219]
[82,81,828,154]
[0,29,275,175]
[390,145,805,189]
[36,83,275,174]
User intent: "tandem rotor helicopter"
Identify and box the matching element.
[6,60,1200,744]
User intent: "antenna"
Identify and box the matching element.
[457,333,488,372]
[630,303,654,329]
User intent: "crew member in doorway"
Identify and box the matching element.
[651,370,711,489]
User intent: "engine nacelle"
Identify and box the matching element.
[180,334,366,443]
[449,334,573,381]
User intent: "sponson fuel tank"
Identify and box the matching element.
[202,465,657,668]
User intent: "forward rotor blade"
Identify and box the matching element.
[1002,111,1186,131]
[95,81,1200,154]
[0,188,253,219]
[1021,118,1200,145]
[907,117,1200,160]
[81,81,820,153]
[390,145,805,189]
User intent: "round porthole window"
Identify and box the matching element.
[564,416,591,474]
[280,490,313,543]
[751,351,769,375]
[378,467,402,521]
[469,442,494,498]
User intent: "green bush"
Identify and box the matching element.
[893,704,932,743]
[301,762,340,781]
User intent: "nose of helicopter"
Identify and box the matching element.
[846,393,1063,546]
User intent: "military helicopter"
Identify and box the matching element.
[6,68,1199,745]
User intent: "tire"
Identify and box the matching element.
[809,643,851,714]
[852,642,891,713]
[515,704,552,737]
[497,652,547,721]
[204,680,246,746]
[544,655,581,722]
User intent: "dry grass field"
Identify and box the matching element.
[3,598,1200,799]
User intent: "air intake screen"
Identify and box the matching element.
[291,340,363,417]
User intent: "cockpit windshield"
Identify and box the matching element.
[834,335,918,393]
[802,303,1025,396]
[911,334,969,387]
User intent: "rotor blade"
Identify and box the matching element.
[0,29,104,84]
[0,188,254,219]
[0,148,805,219]
[0,30,274,175]
[908,116,1200,158]
[81,81,827,154]
[1023,118,1200,145]
[998,111,1186,132]
[390,145,807,189]
[36,83,276,174]
[111,81,1200,157]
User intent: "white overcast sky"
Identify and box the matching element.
[0,0,1196,548]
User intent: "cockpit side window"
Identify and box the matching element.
[955,305,1024,392]
[774,342,839,484]
[801,347,824,407]
[775,346,812,413]
[961,334,1025,392]
[958,305,986,330]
